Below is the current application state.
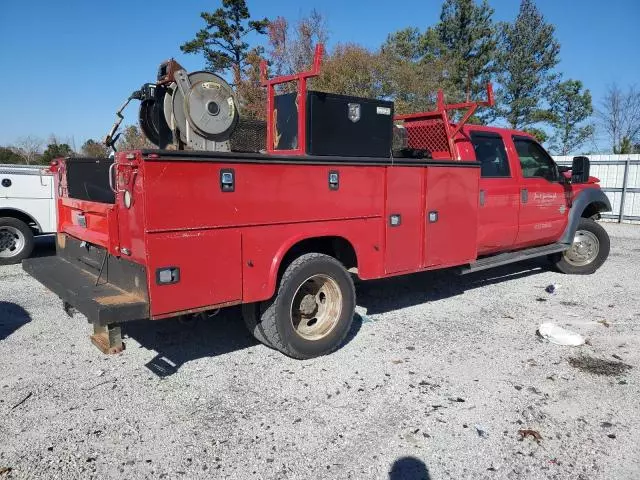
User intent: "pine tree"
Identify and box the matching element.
[381,29,452,114]
[434,0,497,100]
[181,0,269,84]
[494,0,560,129]
[42,142,74,164]
[547,80,594,155]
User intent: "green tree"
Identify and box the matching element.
[494,0,560,129]
[0,147,24,164]
[235,49,267,120]
[42,142,74,164]
[81,139,109,158]
[614,137,632,154]
[313,44,385,99]
[181,0,269,85]
[547,80,594,155]
[523,127,548,144]
[381,29,452,114]
[432,0,497,101]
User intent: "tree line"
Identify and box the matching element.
[1,0,638,162]
[0,127,152,165]
[181,0,640,155]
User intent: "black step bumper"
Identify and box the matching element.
[23,253,149,326]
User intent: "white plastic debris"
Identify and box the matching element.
[538,322,585,346]
[474,424,489,438]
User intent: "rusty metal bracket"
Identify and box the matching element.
[157,59,184,85]
[260,44,324,155]
[90,324,125,355]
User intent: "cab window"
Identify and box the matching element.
[471,134,510,178]
[513,137,559,181]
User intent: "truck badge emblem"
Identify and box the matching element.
[559,205,566,214]
[348,103,361,123]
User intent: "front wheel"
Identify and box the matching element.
[0,217,35,266]
[254,253,356,359]
[552,218,610,275]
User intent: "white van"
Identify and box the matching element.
[0,164,56,265]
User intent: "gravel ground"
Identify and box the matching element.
[1,223,639,480]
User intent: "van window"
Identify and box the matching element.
[471,134,510,178]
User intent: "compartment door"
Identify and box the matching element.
[384,167,424,274]
[147,229,242,317]
[424,166,479,268]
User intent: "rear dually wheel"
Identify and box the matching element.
[249,253,356,359]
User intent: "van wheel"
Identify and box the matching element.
[552,218,610,275]
[257,253,355,359]
[0,217,35,265]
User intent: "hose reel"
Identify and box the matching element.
[105,59,250,152]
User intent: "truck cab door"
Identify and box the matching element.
[471,131,519,255]
[510,136,569,248]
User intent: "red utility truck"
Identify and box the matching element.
[23,47,611,359]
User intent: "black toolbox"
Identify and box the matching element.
[274,91,394,157]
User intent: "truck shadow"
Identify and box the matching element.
[122,308,255,377]
[0,301,32,341]
[122,259,549,377]
[122,308,363,377]
[356,258,553,315]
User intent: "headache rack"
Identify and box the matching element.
[394,84,495,160]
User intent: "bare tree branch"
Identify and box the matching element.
[10,136,43,165]
[598,84,640,153]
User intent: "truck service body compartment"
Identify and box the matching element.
[25,151,481,324]
[20,50,612,359]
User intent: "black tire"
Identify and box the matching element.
[552,218,610,275]
[242,303,273,346]
[0,217,35,266]
[256,253,355,360]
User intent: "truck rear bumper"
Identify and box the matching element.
[23,254,149,326]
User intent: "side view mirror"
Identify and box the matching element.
[571,156,590,183]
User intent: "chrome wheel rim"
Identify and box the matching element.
[564,229,599,266]
[0,226,26,258]
[290,274,343,341]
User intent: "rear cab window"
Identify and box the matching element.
[470,132,510,178]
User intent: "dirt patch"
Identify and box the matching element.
[569,356,633,376]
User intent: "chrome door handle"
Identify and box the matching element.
[521,188,528,204]
[108,163,118,193]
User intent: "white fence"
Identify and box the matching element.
[553,154,640,222]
